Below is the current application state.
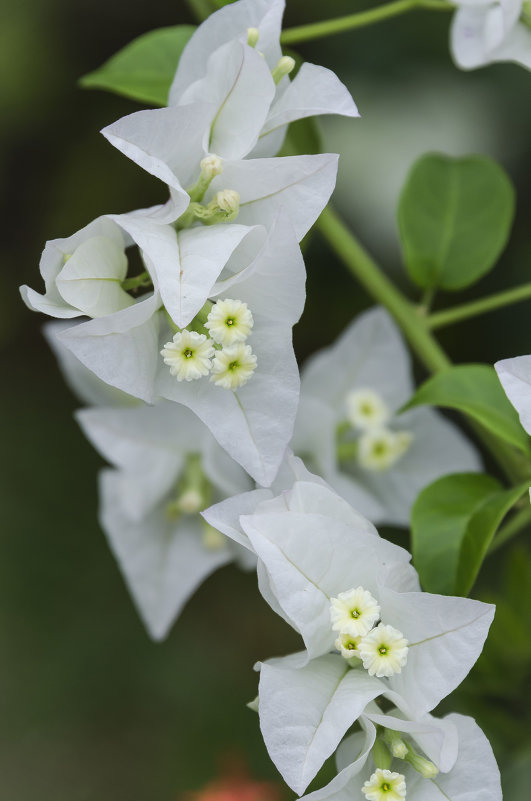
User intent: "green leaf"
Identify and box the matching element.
[411,474,528,595]
[404,364,531,454]
[397,153,515,290]
[80,25,196,106]
[456,482,529,596]
[411,473,501,594]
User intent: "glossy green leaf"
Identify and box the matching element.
[80,25,196,106]
[412,473,528,595]
[411,473,501,594]
[404,364,531,454]
[456,482,529,596]
[397,153,514,290]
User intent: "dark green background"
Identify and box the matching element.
[2,0,531,798]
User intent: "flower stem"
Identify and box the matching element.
[121,271,152,292]
[317,205,528,483]
[428,283,531,329]
[280,0,454,46]
[489,503,531,553]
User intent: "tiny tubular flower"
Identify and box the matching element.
[361,769,406,801]
[161,330,214,381]
[358,623,409,678]
[335,631,362,660]
[357,428,413,472]
[211,189,240,217]
[329,586,381,637]
[176,488,204,515]
[345,388,390,431]
[205,298,254,346]
[210,343,257,390]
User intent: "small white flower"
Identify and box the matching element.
[161,330,214,381]
[330,586,380,637]
[205,298,254,346]
[175,489,204,515]
[362,769,406,801]
[334,631,362,659]
[199,153,223,181]
[210,343,257,389]
[357,428,413,472]
[346,388,390,430]
[359,623,409,678]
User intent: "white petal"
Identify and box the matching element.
[169,0,284,101]
[57,294,161,403]
[259,654,384,794]
[101,103,214,194]
[44,321,139,407]
[180,40,275,159]
[380,588,495,717]
[261,62,359,137]
[495,354,531,435]
[208,153,339,241]
[100,470,231,640]
[202,489,274,551]
[55,236,133,317]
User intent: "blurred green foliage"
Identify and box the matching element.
[2,0,531,798]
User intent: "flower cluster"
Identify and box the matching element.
[161,298,257,389]
[205,474,499,799]
[292,308,481,525]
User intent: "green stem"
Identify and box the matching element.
[317,205,527,483]
[428,282,531,329]
[489,503,531,553]
[121,271,152,292]
[280,0,454,45]
[318,206,450,373]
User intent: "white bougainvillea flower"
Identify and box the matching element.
[299,711,501,801]
[210,342,257,389]
[330,587,381,638]
[451,0,531,71]
[169,0,358,157]
[154,215,305,486]
[76,401,254,640]
[224,479,494,715]
[204,298,254,345]
[20,217,134,319]
[293,307,481,525]
[55,215,304,485]
[161,330,214,380]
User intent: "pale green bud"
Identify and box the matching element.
[405,743,439,778]
[271,56,295,84]
[247,27,260,47]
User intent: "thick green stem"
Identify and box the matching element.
[280,0,454,45]
[121,271,152,292]
[317,205,528,483]
[489,503,531,553]
[428,282,531,329]
[318,207,450,373]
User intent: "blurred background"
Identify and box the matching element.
[2,0,531,798]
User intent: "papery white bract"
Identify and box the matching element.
[293,307,482,525]
[76,401,254,640]
[451,0,531,71]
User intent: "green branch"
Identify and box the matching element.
[280,0,454,45]
[317,205,528,483]
[489,503,531,553]
[428,282,531,329]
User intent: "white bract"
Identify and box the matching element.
[300,711,501,801]
[76,401,254,640]
[451,0,531,71]
[20,217,134,319]
[292,307,482,525]
[495,353,531,499]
